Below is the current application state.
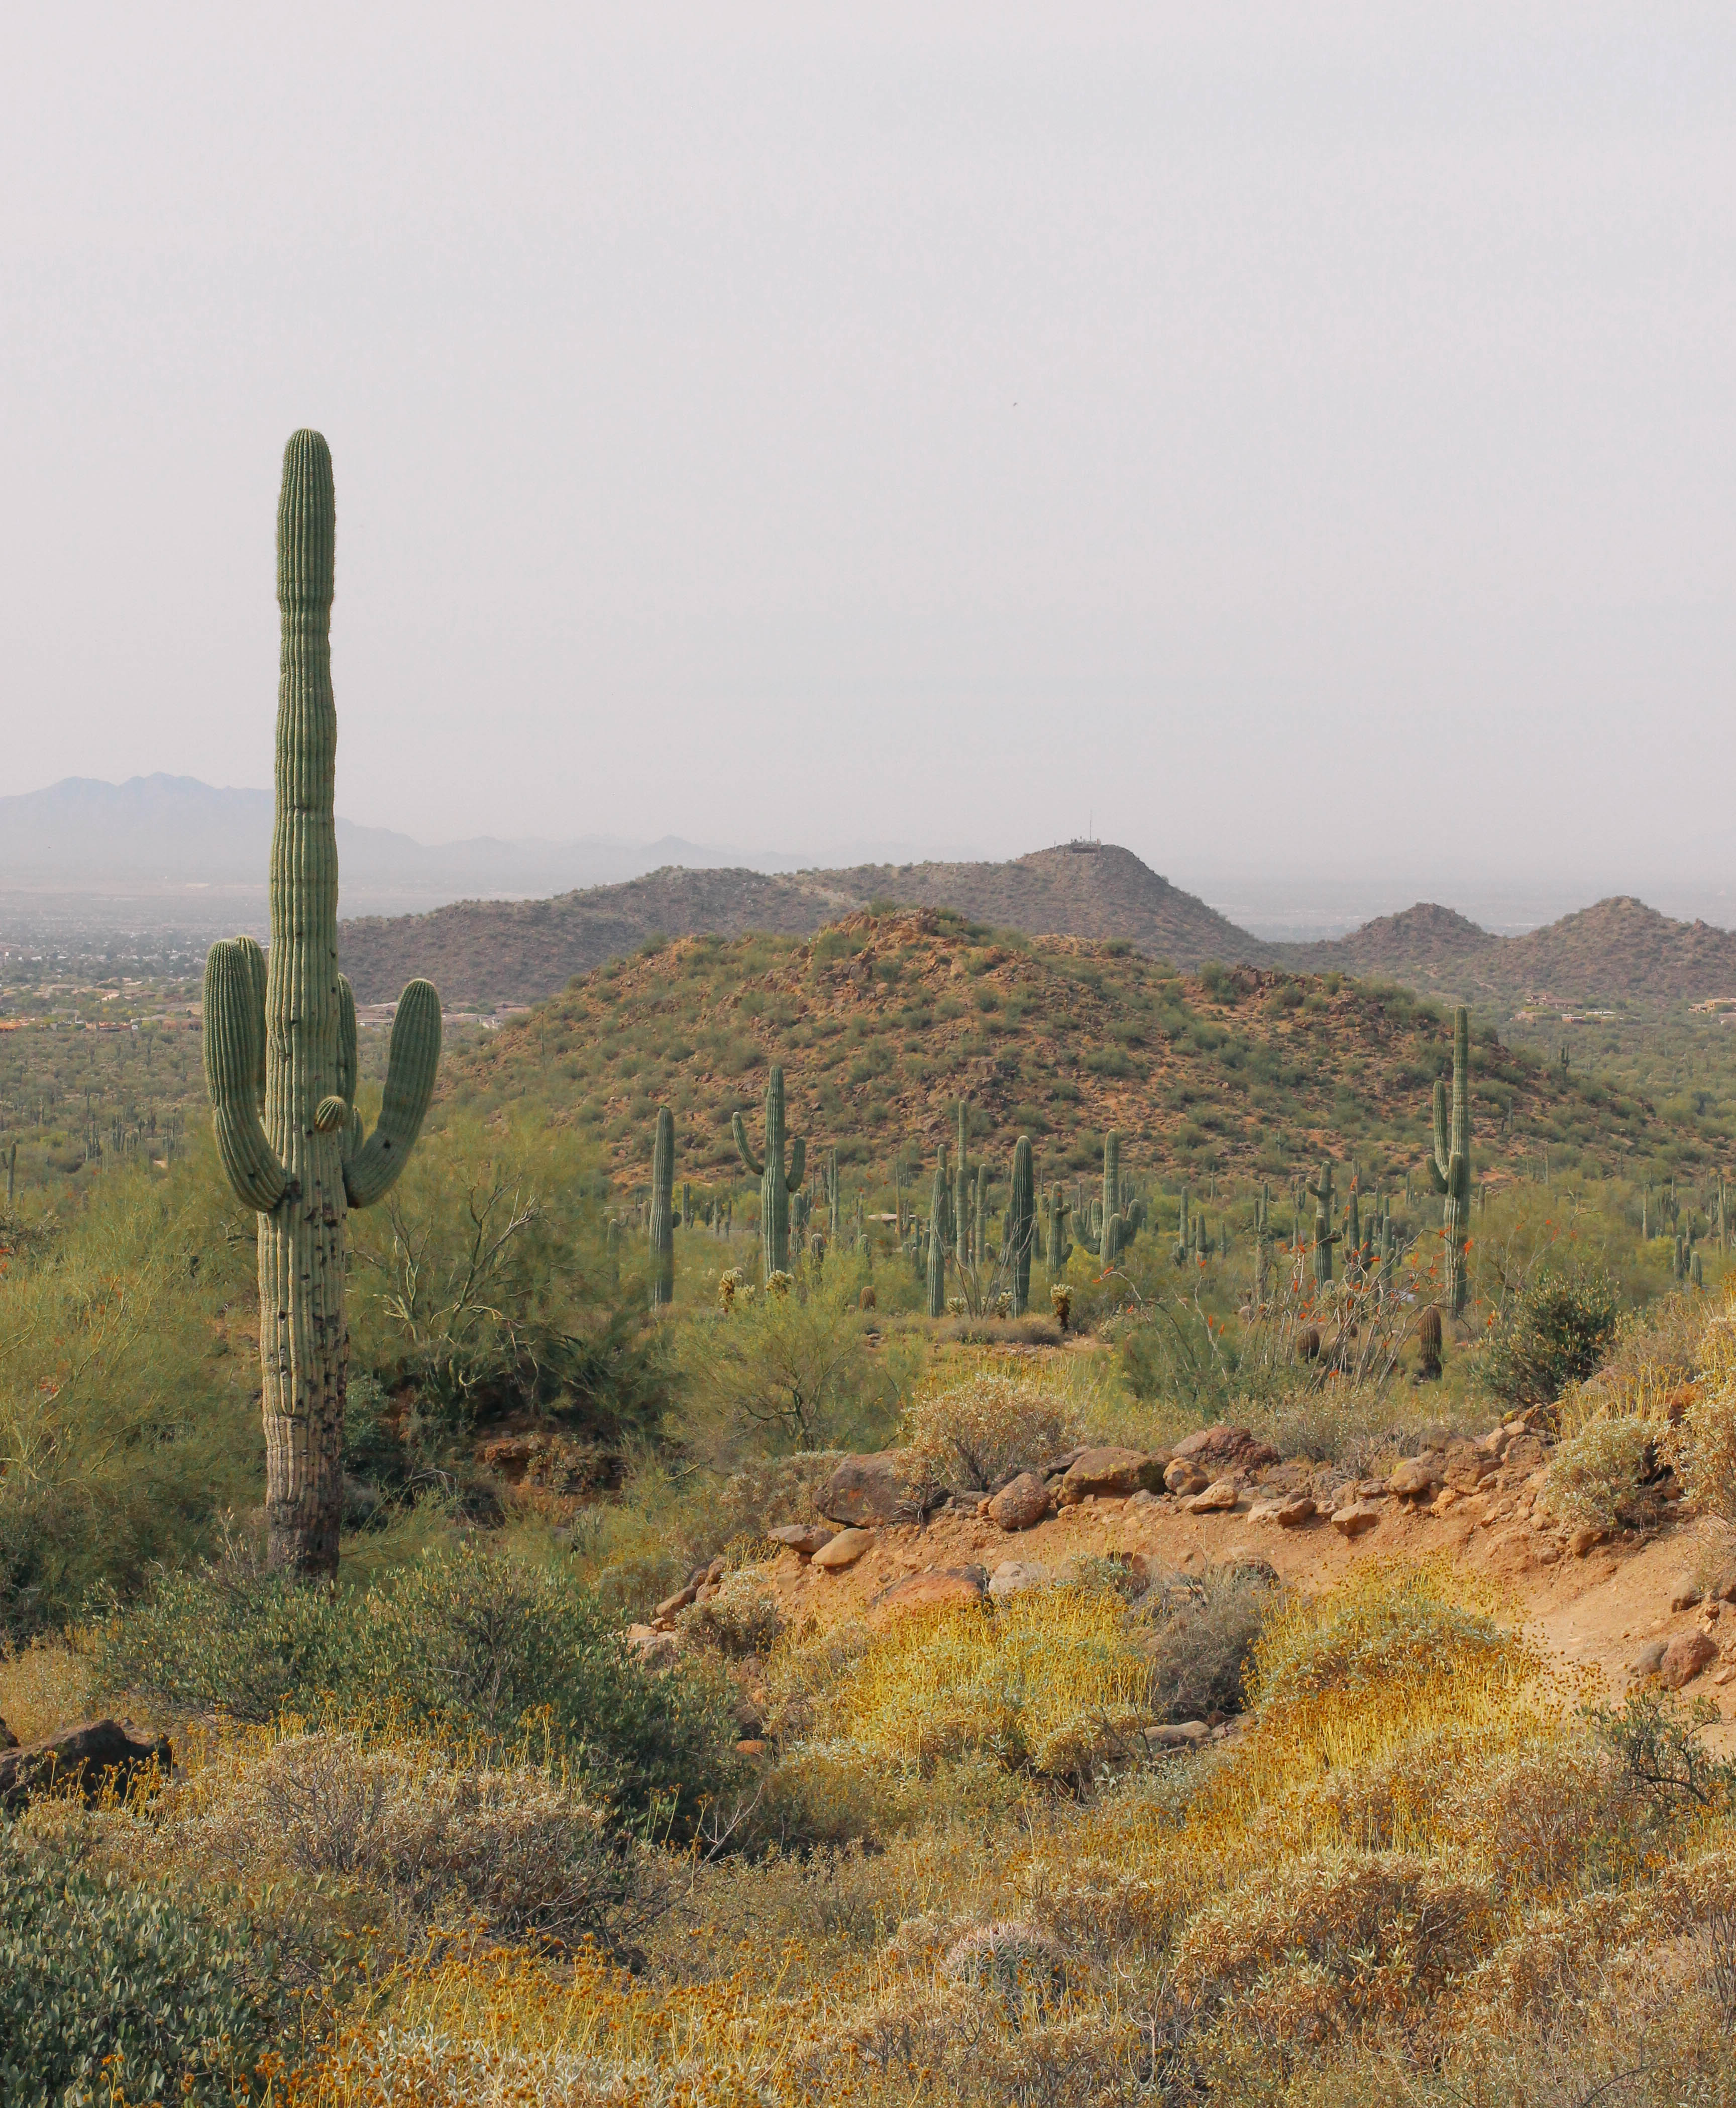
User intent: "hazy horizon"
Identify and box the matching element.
[6,7,1733,897]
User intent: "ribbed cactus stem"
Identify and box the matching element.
[1429,1006,1473,1316]
[1103,1130,1121,1230]
[1045,1183,1071,1274]
[732,1065,806,1276]
[202,431,441,1579]
[648,1107,675,1309]
[927,1146,950,1318]
[954,1102,970,1268]
[1007,1137,1035,1315]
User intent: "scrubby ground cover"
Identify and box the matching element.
[11,928,1736,2101]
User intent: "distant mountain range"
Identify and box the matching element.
[0,775,845,910]
[336,841,1736,1010]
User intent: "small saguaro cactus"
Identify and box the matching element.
[1253,1182,1271,1303]
[648,1107,675,1309]
[203,430,441,1580]
[1006,1136,1036,1315]
[733,1065,807,1277]
[927,1147,951,1318]
[1428,1005,1473,1317]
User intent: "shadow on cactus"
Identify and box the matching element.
[201,430,442,1580]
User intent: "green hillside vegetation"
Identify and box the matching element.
[446,907,1715,1201]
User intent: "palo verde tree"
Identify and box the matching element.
[203,431,441,1578]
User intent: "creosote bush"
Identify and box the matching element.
[1543,1414,1654,1533]
[1481,1265,1620,1409]
[900,1367,1082,1491]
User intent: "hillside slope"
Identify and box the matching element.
[341,842,1272,1005]
[443,909,1694,1193]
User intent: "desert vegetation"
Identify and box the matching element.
[12,434,1736,2104]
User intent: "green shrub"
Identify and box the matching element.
[1482,1268,1620,1408]
[95,1540,744,1834]
[0,1826,280,2106]
[1543,1415,1654,1533]
[901,1371,1081,1492]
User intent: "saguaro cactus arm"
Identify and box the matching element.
[1430,1079,1451,1192]
[343,981,442,1208]
[732,1112,765,1180]
[785,1135,807,1192]
[203,937,288,1212]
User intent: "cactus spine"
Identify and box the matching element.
[648,1107,675,1309]
[732,1065,806,1276]
[1430,1006,1473,1316]
[927,1147,951,1318]
[202,431,441,1578]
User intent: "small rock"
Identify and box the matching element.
[767,1523,835,1558]
[1125,1488,1158,1510]
[1331,1500,1383,1539]
[1631,1639,1669,1677]
[1061,1447,1170,1500]
[988,1472,1052,1532]
[812,1527,876,1571]
[1184,1479,1240,1515]
[1272,1494,1316,1527]
[1717,1668,1736,1688]
[1671,1586,1704,1613]
[655,1582,701,1620]
[1164,1458,1211,1497]
[1661,1631,1719,1690]
[1569,1526,1605,1558]
[1708,1569,1736,1605]
[735,1738,769,1757]
[1388,1455,1445,1500]
[988,1559,1050,1599]
[1039,1446,1089,1481]
[1144,1721,1211,1748]
[1355,1481,1390,1501]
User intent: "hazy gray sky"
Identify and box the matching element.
[5,5,1733,896]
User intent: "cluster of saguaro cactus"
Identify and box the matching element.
[648,1108,675,1309]
[1005,1137,1035,1315]
[203,431,442,1579]
[733,1066,806,1276]
[1428,1006,1473,1316]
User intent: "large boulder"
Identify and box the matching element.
[820,1452,920,1526]
[1171,1424,1279,1475]
[988,1472,1051,1532]
[0,1719,172,1812]
[1661,1632,1718,1690]
[1061,1447,1170,1500]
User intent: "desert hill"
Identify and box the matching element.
[1287,895,1736,1006]
[341,842,1272,1006]
[341,841,1736,1013]
[443,908,1686,1193]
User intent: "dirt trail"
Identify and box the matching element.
[753,1478,1736,1747]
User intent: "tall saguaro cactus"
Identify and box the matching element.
[927,1146,951,1318]
[954,1102,971,1268]
[1308,1161,1338,1287]
[203,431,441,1579]
[1006,1136,1035,1315]
[648,1107,675,1309]
[1430,1005,1473,1316]
[733,1065,806,1276]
